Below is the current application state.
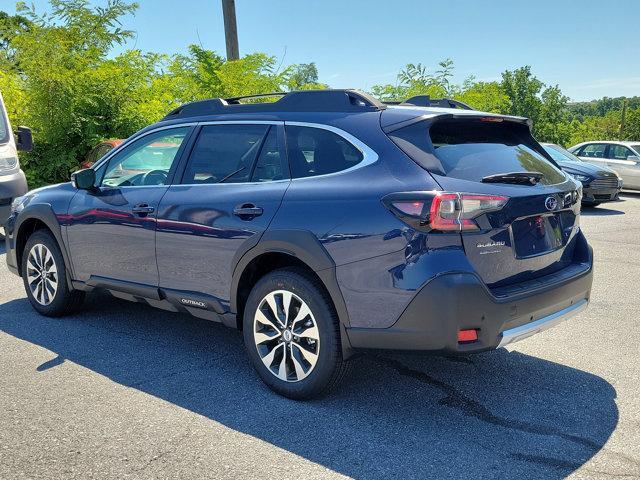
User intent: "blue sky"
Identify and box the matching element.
[6,0,640,101]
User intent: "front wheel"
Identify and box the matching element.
[21,230,85,317]
[243,268,348,399]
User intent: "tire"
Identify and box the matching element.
[21,230,85,317]
[243,267,348,399]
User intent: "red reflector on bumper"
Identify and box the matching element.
[458,329,478,343]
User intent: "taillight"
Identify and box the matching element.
[385,192,509,232]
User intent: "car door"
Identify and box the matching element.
[606,144,640,188]
[155,122,289,310]
[66,126,194,287]
[575,143,609,169]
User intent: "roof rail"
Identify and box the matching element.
[162,89,385,120]
[386,95,474,110]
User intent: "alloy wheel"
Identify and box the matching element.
[26,244,58,306]
[253,290,320,382]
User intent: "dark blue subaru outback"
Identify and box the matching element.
[4,90,593,399]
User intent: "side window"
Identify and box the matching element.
[181,124,269,184]
[96,143,114,160]
[101,127,190,187]
[608,145,634,160]
[286,126,364,179]
[251,127,286,182]
[581,143,607,158]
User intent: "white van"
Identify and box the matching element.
[0,91,31,229]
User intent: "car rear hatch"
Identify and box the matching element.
[384,112,582,289]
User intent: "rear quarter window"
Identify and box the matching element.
[286,125,363,178]
[389,118,566,185]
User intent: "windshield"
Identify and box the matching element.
[630,144,640,155]
[542,144,582,163]
[0,95,9,144]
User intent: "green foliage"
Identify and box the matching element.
[371,61,640,148]
[0,1,326,187]
[371,60,454,102]
[286,63,327,91]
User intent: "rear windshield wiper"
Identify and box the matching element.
[481,172,543,186]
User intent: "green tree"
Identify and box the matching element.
[1,0,322,187]
[537,85,571,144]
[501,66,543,123]
[286,62,327,90]
[456,79,508,113]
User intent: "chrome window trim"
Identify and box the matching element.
[91,123,198,171]
[198,120,284,126]
[92,119,379,187]
[284,121,379,181]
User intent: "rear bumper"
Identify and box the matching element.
[498,299,587,347]
[346,246,593,354]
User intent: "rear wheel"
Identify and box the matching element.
[243,268,348,399]
[21,230,85,316]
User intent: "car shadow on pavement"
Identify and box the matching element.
[0,293,621,480]
[580,206,625,216]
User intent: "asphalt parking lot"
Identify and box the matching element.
[1,194,640,480]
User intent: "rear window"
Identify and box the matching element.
[390,119,566,185]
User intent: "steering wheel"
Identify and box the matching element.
[141,169,168,186]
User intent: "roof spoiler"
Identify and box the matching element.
[383,112,533,133]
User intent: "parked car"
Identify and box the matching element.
[4,90,593,399]
[81,139,124,169]
[569,141,640,191]
[542,143,621,206]
[0,91,32,230]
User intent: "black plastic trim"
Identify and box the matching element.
[346,246,593,353]
[230,229,351,328]
[13,204,75,288]
[162,90,385,120]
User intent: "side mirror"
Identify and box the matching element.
[71,168,96,190]
[627,155,640,163]
[16,126,33,152]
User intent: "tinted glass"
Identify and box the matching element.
[102,127,189,187]
[426,120,565,185]
[96,143,114,159]
[286,126,363,179]
[630,144,640,155]
[580,144,607,158]
[251,127,286,182]
[543,144,582,163]
[182,124,269,184]
[608,144,634,160]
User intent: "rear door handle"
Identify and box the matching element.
[233,203,263,219]
[132,203,155,215]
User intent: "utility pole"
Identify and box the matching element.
[620,99,627,140]
[222,0,239,60]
